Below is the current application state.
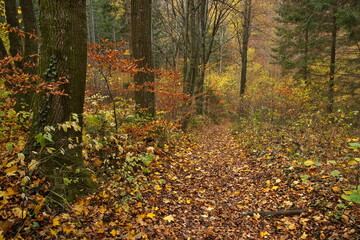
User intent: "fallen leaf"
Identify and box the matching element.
[163,215,175,222]
[53,218,60,226]
[260,231,269,238]
[304,160,314,166]
[110,229,117,236]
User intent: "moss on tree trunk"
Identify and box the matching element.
[28,0,96,203]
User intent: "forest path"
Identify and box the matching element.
[141,122,303,239]
[57,122,358,239]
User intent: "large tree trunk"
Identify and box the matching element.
[28,0,96,202]
[131,0,156,117]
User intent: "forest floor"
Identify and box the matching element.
[9,122,359,239]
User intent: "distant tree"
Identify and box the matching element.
[273,0,360,113]
[86,0,129,43]
[28,0,96,202]
[130,0,156,117]
[19,0,38,66]
[239,0,252,96]
[272,0,322,84]
[4,0,23,63]
[4,0,38,111]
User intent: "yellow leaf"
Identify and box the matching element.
[163,215,175,222]
[28,160,39,171]
[5,188,17,197]
[332,186,340,192]
[288,223,296,230]
[266,180,271,187]
[5,165,18,176]
[154,185,162,191]
[12,207,26,219]
[300,232,308,239]
[272,186,279,190]
[99,191,109,198]
[304,160,314,166]
[110,229,117,236]
[260,231,269,237]
[146,213,155,219]
[18,153,25,162]
[99,205,107,214]
[343,190,352,194]
[63,226,74,234]
[53,218,60,226]
[50,229,57,236]
[348,160,358,165]
[186,199,191,204]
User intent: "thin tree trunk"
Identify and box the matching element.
[328,9,337,113]
[0,38,8,59]
[19,0,38,63]
[18,0,38,110]
[303,27,309,83]
[89,0,96,43]
[131,0,156,117]
[4,0,23,61]
[195,0,208,114]
[240,0,251,96]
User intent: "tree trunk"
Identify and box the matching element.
[328,8,337,114]
[18,0,38,110]
[4,0,29,111]
[19,0,38,63]
[28,0,96,202]
[89,0,96,43]
[195,0,208,114]
[240,0,251,96]
[131,0,156,117]
[302,27,309,83]
[4,0,23,60]
[0,37,8,59]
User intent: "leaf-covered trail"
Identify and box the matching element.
[151,123,250,237]
[138,123,359,239]
[46,123,358,239]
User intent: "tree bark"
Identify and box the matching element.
[0,38,8,59]
[131,0,156,117]
[4,0,23,60]
[240,0,251,96]
[18,0,38,110]
[28,0,96,202]
[89,0,96,43]
[19,0,38,64]
[328,8,337,114]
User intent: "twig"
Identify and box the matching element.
[239,209,307,216]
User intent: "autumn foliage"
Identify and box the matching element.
[0,40,359,240]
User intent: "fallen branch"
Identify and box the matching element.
[239,209,307,216]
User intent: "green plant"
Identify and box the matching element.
[341,185,360,204]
